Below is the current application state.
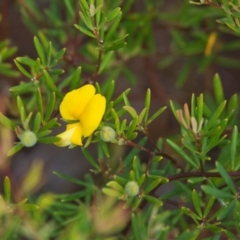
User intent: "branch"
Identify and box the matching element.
[167,171,240,182]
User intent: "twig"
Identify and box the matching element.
[167,171,240,182]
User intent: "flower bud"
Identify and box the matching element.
[20,131,37,147]
[100,126,116,142]
[124,181,139,197]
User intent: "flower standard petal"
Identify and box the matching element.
[80,94,106,137]
[60,84,95,120]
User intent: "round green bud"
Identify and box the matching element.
[100,126,116,142]
[124,181,139,197]
[20,131,37,147]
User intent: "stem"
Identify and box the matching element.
[86,17,104,83]
[126,140,184,171]
[143,126,161,152]
[125,140,154,155]
[204,0,222,9]
[167,171,240,182]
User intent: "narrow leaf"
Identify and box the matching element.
[4,176,11,202]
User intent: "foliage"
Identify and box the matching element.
[1,0,240,239]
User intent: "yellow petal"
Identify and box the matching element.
[80,94,106,137]
[60,84,95,120]
[71,123,83,146]
[54,123,83,147]
[54,126,76,147]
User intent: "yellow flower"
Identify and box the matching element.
[55,84,106,147]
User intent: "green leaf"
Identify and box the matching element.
[197,94,203,124]
[143,179,161,194]
[33,112,42,133]
[51,48,66,66]
[81,148,100,171]
[70,67,82,90]
[95,0,103,26]
[48,69,65,75]
[33,36,45,65]
[177,229,200,240]
[23,204,40,211]
[131,196,142,210]
[192,189,202,217]
[216,161,236,194]
[139,174,146,187]
[126,117,138,139]
[39,118,59,132]
[104,41,127,51]
[9,82,34,94]
[227,94,237,119]
[37,130,51,138]
[99,51,114,73]
[176,61,191,88]
[14,60,32,78]
[0,113,16,130]
[44,92,56,122]
[105,80,115,103]
[181,206,201,221]
[33,57,41,74]
[114,175,128,186]
[46,42,52,66]
[112,88,131,107]
[53,171,94,188]
[138,108,147,124]
[79,10,93,30]
[203,196,215,218]
[201,185,233,200]
[64,0,74,17]
[105,11,122,40]
[74,24,96,38]
[124,106,138,118]
[146,106,167,125]
[15,57,35,66]
[61,189,93,202]
[99,141,110,157]
[102,188,122,198]
[7,143,24,156]
[106,7,121,21]
[224,229,238,240]
[144,89,151,122]
[17,96,27,123]
[213,73,224,105]
[230,126,238,171]
[0,64,19,77]
[38,136,60,144]
[4,176,11,202]
[132,157,140,181]
[166,139,199,168]
[106,181,124,193]
[217,200,235,221]
[143,195,163,206]
[202,101,226,133]
[131,213,143,240]
[43,70,63,99]
[36,88,43,118]
[129,170,136,181]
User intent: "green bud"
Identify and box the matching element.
[20,131,37,147]
[100,126,116,142]
[124,181,139,197]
